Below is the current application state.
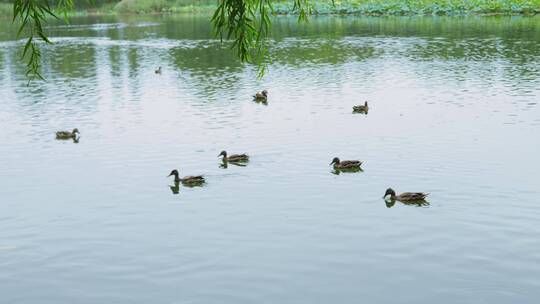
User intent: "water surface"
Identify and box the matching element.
[1,15,540,304]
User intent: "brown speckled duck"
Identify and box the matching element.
[330,157,362,169]
[253,90,268,102]
[218,150,249,162]
[168,169,205,185]
[56,128,79,140]
[353,101,369,113]
[383,188,429,202]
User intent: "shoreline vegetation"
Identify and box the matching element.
[1,0,540,17]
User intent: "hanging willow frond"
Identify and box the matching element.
[13,0,73,81]
[212,0,310,77]
[14,0,312,80]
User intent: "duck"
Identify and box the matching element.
[383,188,429,202]
[253,90,268,102]
[353,101,369,113]
[330,157,362,169]
[155,66,162,74]
[56,128,79,140]
[168,169,205,185]
[218,150,249,162]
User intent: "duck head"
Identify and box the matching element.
[364,101,368,107]
[383,188,396,199]
[168,169,179,178]
[329,157,340,166]
[72,128,80,135]
[218,150,227,158]
[262,90,268,97]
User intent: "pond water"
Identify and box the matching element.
[1,14,540,303]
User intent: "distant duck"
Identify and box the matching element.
[168,169,205,185]
[218,150,249,162]
[330,157,362,169]
[353,101,369,113]
[383,188,429,202]
[56,128,79,140]
[253,90,268,102]
[155,66,162,74]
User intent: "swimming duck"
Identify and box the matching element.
[353,101,369,113]
[155,66,162,74]
[383,188,429,202]
[168,169,205,185]
[330,157,362,169]
[253,90,268,102]
[218,150,249,162]
[56,128,79,140]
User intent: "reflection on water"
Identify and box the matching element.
[331,167,364,175]
[384,198,430,208]
[1,14,540,304]
[220,160,248,169]
[169,181,180,194]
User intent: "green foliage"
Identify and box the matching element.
[11,0,73,80]
[271,0,540,16]
[114,0,170,13]
[114,0,216,13]
[211,0,311,76]
[0,2,12,15]
[6,0,540,81]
